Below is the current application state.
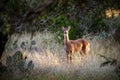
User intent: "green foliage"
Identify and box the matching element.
[0,50,34,79]
[114,26,120,43]
[0,0,120,41]
[0,62,7,75]
[21,41,28,50]
[49,14,82,39]
[13,40,18,49]
[31,40,36,45]
[27,61,34,72]
[0,0,120,58]
[17,74,69,80]
[13,51,23,62]
[89,17,109,33]
[115,65,120,78]
[36,13,83,41]
[5,51,34,76]
[5,34,37,52]
[5,38,18,52]
[32,0,120,41]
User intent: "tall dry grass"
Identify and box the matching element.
[1,31,120,80]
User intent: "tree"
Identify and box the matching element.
[0,0,54,58]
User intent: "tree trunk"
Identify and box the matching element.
[0,32,8,59]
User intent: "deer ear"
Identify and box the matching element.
[62,26,65,31]
[68,26,71,30]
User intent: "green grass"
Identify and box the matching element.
[1,31,120,80]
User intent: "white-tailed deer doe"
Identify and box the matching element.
[62,26,90,63]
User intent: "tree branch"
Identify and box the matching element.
[21,0,53,23]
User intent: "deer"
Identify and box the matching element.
[62,26,90,63]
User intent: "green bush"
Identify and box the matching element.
[0,62,7,75]
[5,51,34,76]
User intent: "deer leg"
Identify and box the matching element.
[80,51,85,56]
[85,45,90,55]
[83,43,90,55]
[67,51,72,64]
[79,50,86,61]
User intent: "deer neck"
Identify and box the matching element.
[64,34,70,44]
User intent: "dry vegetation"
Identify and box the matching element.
[1,32,120,80]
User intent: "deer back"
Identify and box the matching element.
[65,39,83,53]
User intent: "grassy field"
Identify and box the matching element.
[1,32,120,80]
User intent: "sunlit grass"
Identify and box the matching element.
[1,31,120,80]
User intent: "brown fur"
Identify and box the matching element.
[62,26,90,63]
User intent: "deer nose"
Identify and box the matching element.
[64,32,67,34]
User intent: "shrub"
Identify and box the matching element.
[4,51,34,77]
[100,54,120,78]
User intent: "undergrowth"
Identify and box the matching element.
[0,31,120,80]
